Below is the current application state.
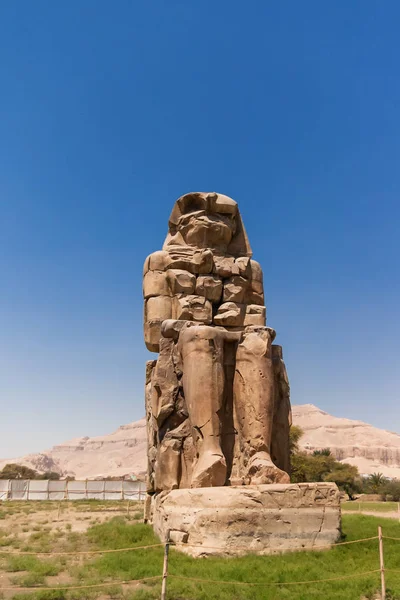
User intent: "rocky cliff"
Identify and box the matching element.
[292,404,400,478]
[1,405,399,479]
[0,420,147,480]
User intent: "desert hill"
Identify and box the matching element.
[293,404,400,478]
[1,404,399,479]
[0,419,147,480]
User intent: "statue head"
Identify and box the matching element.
[163,192,252,257]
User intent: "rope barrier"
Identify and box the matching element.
[0,543,164,556]
[172,535,379,552]
[168,569,380,587]
[383,536,400,541]
[0,531,392,595]
[0,575,162,592]
[0,535,378,557]
[0,570,382,592]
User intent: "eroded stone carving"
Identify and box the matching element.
[151,483,341,556]
[144,192,292,492]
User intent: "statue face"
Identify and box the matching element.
[177,210,236,251]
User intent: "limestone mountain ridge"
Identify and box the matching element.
[1,404,399,480]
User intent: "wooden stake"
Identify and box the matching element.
[57,501,61,521]
[127,499,130,518]
[160,529,170,600]
[144,493,152,524]
[378,526,386,600]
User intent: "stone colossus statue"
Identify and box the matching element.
[143,192,291,492]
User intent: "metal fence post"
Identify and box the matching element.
[378,526,386,600]
[160,529,170,600]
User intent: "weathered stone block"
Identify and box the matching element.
[143,270,170,298]
[235,256,251,278]
[174,295,213,323]
[145,296,172,322]
[213,302,245,326]
[148,250,173,271]
[244,304,266,326]
[144,320,163,352]
[250,259,263,282]
[195,275,223,303]
[151,483,341,556]
[213,256,239,278]
[166,269,196,295]
[223,276,249,303]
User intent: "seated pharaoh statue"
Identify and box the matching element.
[143,192,291,492]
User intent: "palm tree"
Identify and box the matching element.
[368,472,386,493]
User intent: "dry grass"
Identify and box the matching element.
[0,500,144,599]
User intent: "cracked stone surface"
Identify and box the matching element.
[151,483,341,556]
[143,193,291,492]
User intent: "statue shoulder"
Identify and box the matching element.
[143,250,172,274]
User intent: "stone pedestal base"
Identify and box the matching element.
[150,482,341,556]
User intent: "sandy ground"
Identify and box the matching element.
[358,510,400,521]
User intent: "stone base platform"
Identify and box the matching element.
[150,482,341,556]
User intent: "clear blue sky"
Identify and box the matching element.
[1,2,399,458]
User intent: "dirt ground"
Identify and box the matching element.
[0,500,145,599]
[2,499,142,535]
[358,509,400,521]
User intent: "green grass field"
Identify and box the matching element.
[0,501,399,599]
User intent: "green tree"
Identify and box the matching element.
[0,463,38,479]
[324,463,362,498]
[367,472,387,493]
[382,479,400,501]
[37,471,61,480]
[289,425,304,456]
[291,452,336,483]
[289,429,361,497]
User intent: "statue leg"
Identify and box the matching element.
[233,326,290,484]
[178,325,227,487]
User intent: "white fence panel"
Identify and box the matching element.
[28,480,49,500]
[0,480,9,500]
[87,480,105,499]
[104,480,123,500]
[48,480,66,500]
[123,480,142,500]
[10,479,29,500]
[0,479,146,501]
[66,480,86,500]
